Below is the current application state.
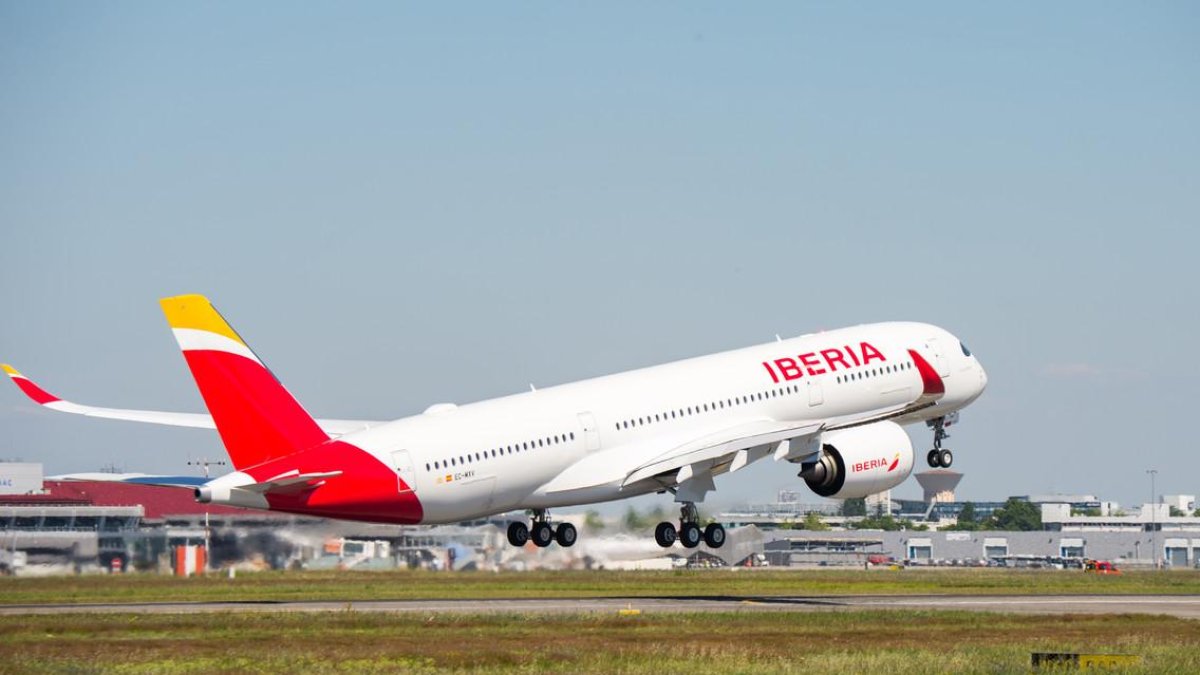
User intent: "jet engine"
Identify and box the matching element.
[798,421,915,499]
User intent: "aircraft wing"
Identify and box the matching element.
[2,364,382,437]
[539,418,823,497]
[621,418,823,487]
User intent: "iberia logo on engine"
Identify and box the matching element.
[853,452,901,473]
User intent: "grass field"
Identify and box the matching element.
[4,570,1197,673]
[1,610,1198,673]
[2,568,1198,605]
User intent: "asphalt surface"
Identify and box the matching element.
[3,595,1199,618]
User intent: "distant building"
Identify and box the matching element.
[1163,495,1197,513]
[0,462,45,495]
[865,490,893,513]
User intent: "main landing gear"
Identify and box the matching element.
[654,502,726,549]
[926,413,957,469]
[507,510,577,548]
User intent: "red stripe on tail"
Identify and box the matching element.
[181,350,329,470]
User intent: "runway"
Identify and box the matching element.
[4,595,1199,618]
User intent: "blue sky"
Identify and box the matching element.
[2,3,1197,511]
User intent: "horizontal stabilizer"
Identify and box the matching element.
[243,470,343,495]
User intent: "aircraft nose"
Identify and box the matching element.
[979,363,988,392]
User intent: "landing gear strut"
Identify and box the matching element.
[654,502,726,549]
[507,510,576,548]
[926,414,957,469]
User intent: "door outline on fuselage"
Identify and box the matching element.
[390,450,417,494]
[578,411,600,451]
[807,379,824,407]
[927,338,951,377]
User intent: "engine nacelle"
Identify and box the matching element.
[799,421,915,499]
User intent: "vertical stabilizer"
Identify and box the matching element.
[160,294,329,470]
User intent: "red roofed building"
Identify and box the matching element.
[2,466,327,574]
[38,480,265,520]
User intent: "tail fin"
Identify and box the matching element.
[161,294,329,470]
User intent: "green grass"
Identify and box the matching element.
[1,610,1197,673]
[2,568,1198,606]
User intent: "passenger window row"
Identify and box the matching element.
[616,384,804,432]
[427,431,577,472]
[836,361,913,384]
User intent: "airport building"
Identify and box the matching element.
[721,478,1200,568]
[762,529,1200,568]
[4,461,1200,573]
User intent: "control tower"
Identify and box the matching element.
[915,470,963,505]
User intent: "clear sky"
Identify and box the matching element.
[2,3,1197,512]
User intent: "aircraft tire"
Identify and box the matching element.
[555,522,577,547]
[654,522,677,548]
[927,449,940,468]
[703,523,726,548]
[680,522,702,549]
[507,521,529,547]
[938,448,953,468]
[531,522,554,547]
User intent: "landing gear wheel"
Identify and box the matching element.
[507,521,529,547]
[927,449,940,468]
[679,522,702,549]
[654,522,677,548]
[555,522,577,548]
[938,448,953,469]
[703,523,726,549]
[531,521,554,548]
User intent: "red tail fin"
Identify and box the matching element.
[161,295,329,470]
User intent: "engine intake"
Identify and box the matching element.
[799,421,915,500]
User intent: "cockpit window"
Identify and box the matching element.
[960,342,972,357]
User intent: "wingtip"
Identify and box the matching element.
[2,364,60,404]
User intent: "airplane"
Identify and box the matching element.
[3,294,987,549]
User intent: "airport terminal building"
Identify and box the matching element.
[3,462,1199,573]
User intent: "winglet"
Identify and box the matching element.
[2,364,61,405]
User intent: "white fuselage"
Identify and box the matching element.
[330,321,986,524]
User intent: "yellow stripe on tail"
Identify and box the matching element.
[160,294,247,346]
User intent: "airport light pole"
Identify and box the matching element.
[188,457,227,574]
[1146,469,1158,569]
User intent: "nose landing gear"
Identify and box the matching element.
[926,414,957,468]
